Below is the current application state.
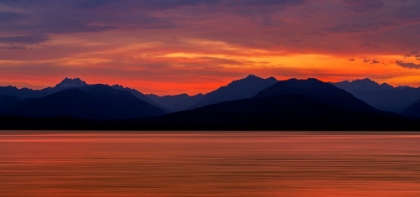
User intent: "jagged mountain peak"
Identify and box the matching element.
[55,77,88,89]
[244,74,260,79]
[189,75,278,109]
[112,84,124,88]
[337,78,376,84]
[334,78,394,92]
[359,78,375,82]
[267,76,277,81]
[229,75,277,85]
[244,74,277,81]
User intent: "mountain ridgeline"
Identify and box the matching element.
[333,79,420,113]
[189,75,278,109]
[112,85,171,113]
[6,85,166,119]
[0,77,87,100]
[156,78,407,130]
[147,93,204,112]
[256,78,378,113]
[1,75,420,130]
[402,99,420,118]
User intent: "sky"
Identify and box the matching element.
[0,0,420,95]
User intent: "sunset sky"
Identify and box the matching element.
[1,0,420,95]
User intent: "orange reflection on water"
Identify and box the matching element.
[0,132,420,197]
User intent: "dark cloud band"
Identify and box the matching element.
[396,60,420,69]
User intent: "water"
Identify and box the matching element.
[1,132,420,197]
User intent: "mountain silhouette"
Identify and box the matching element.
[189,75,277,109]
[402,99,420,118]
[334,78,393,92]
[0,95,22,115]
[112,85,171,113]
[0,86,46,100]
[0,77,87,99]
[256,78,378,113]
[9,85,166,119]
[54,77,88,90]
[152,78,400,130]
[78,85,167,118]
[0,78,169,113]
[1,76,419,130]
[10,89,106,119]
[147,93,204,112]
[333,79,420,113]
[156,94,408,130]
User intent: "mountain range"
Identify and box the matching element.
[146,93,204,112]
[257,78,379,113]
[1,85,166,119]
[333,79,420,113]
[189,75,278,109]
[1,75,420,130]
[154,78,407,130]
[0,77,87,100]
[111,84,171,113]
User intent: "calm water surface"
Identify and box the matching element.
[1,131,420,197]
